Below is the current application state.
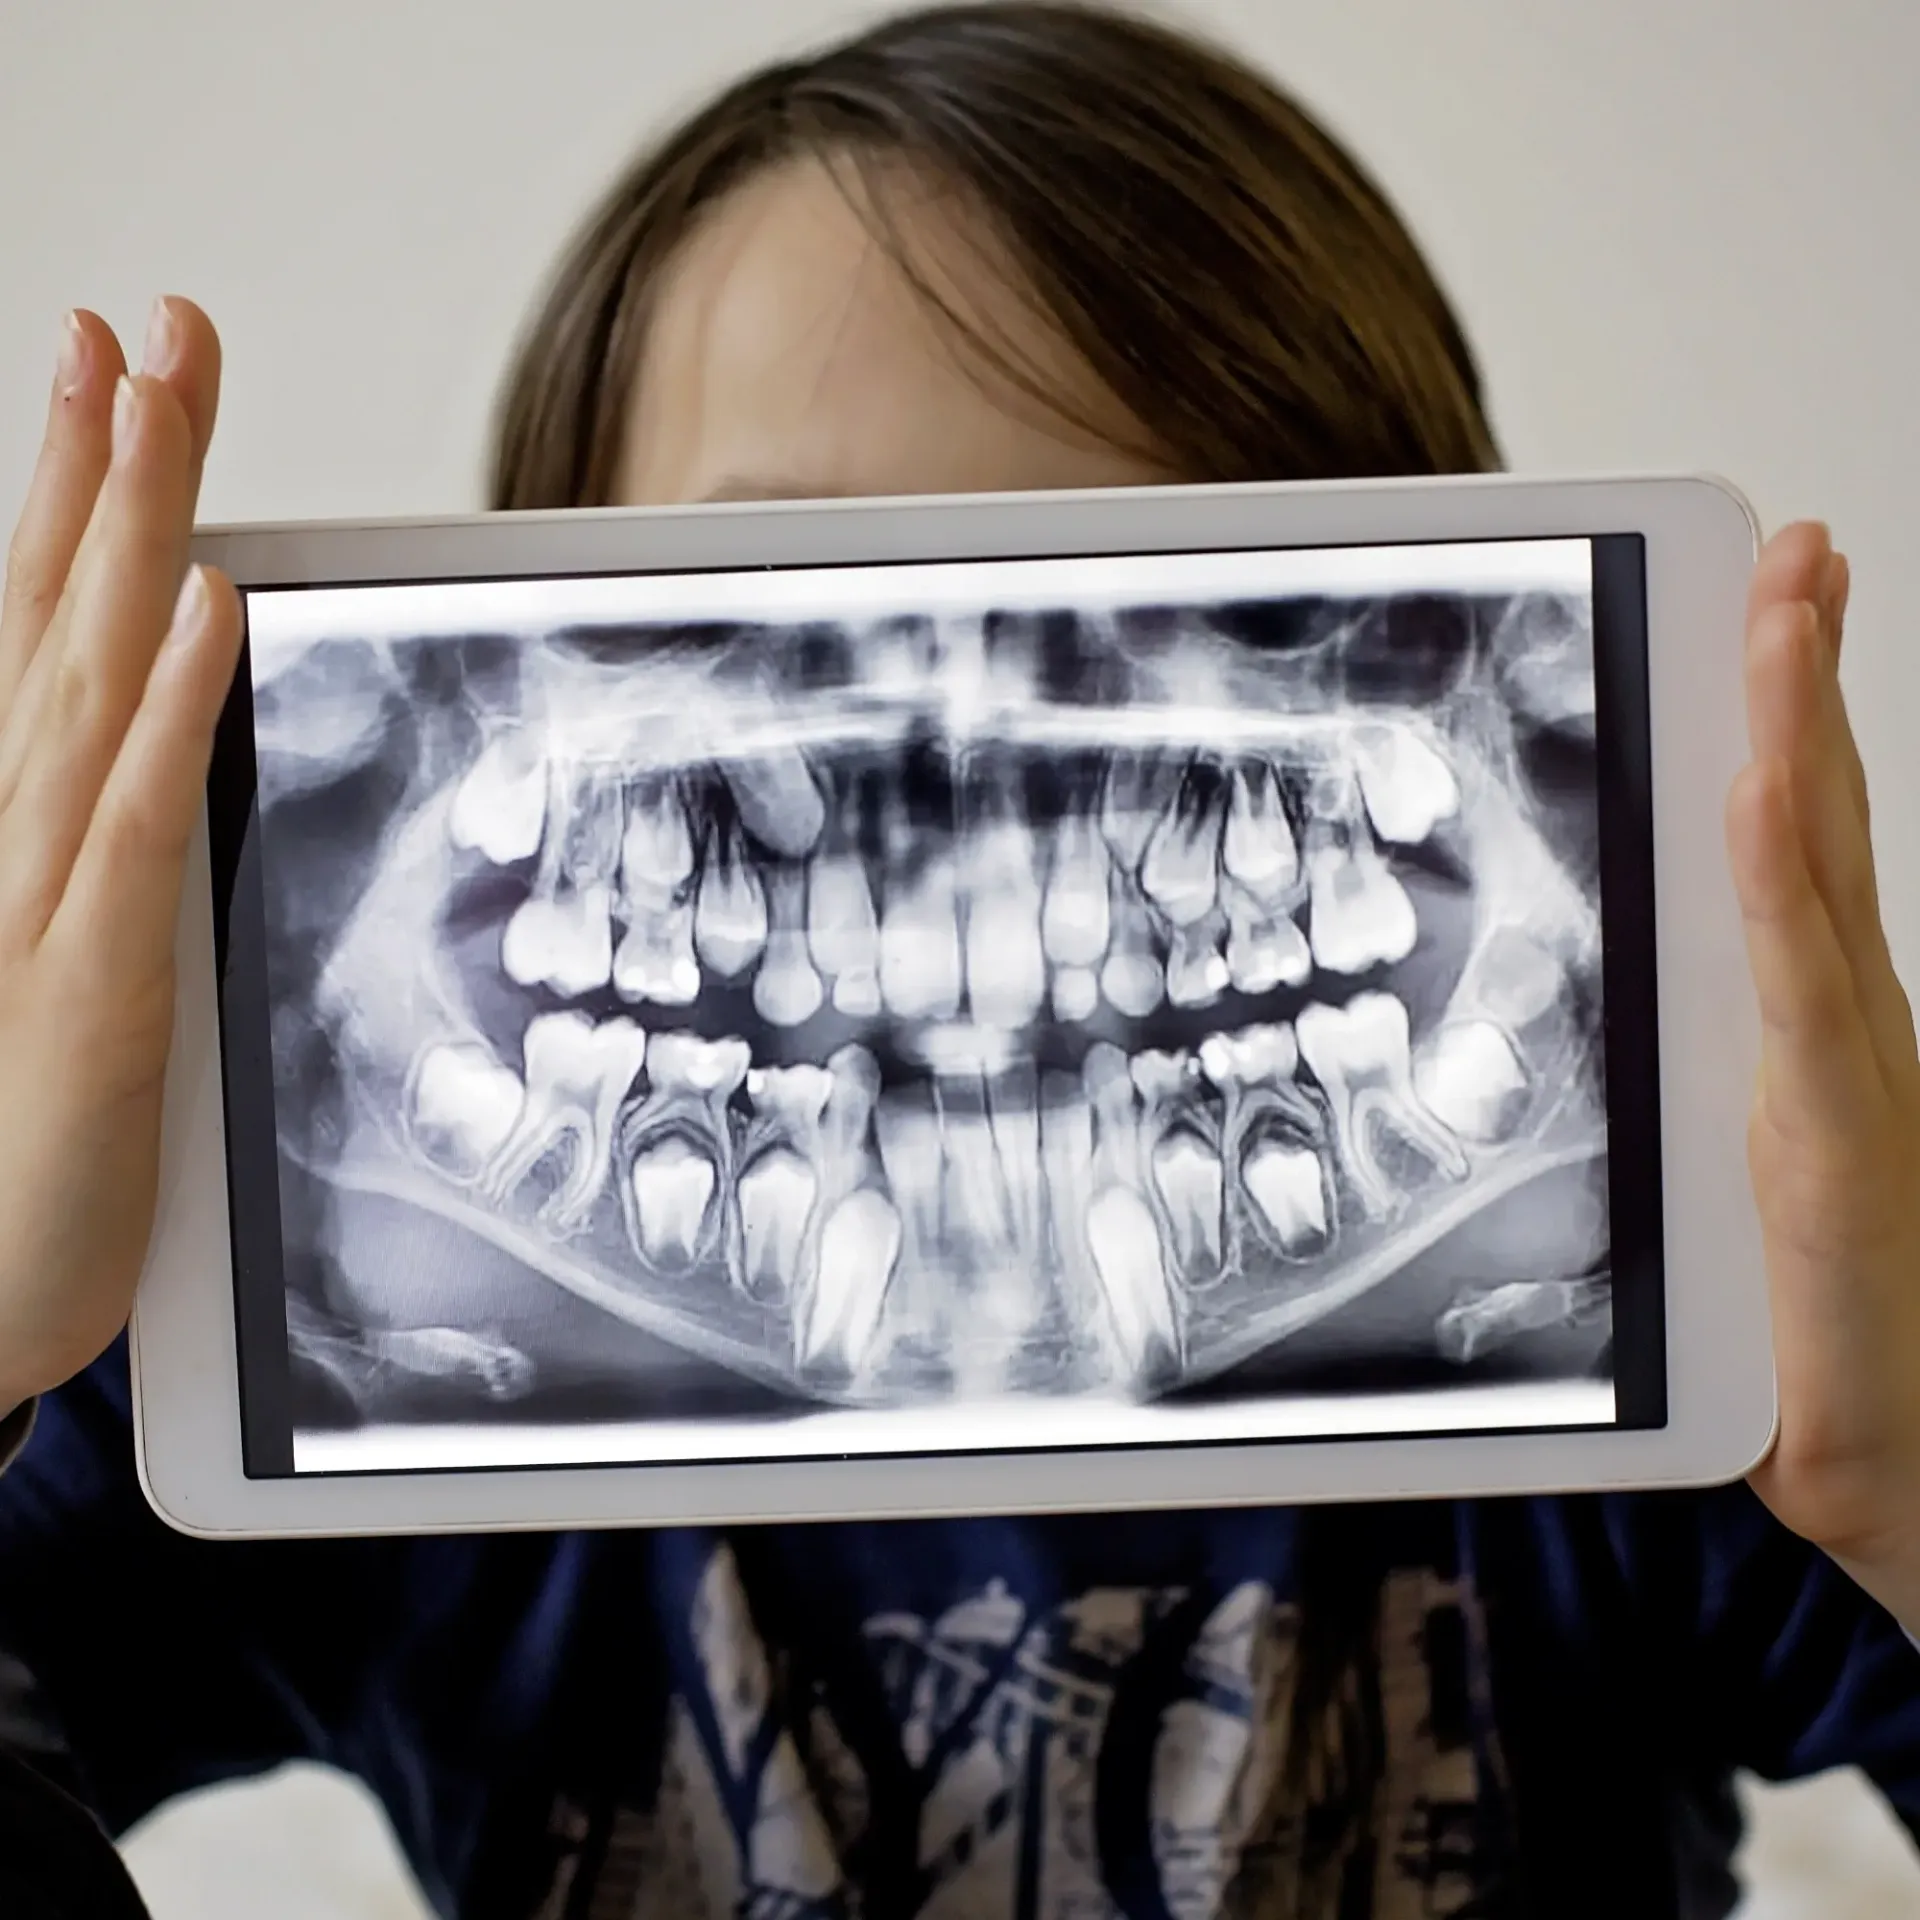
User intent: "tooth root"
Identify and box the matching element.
[620,778,697,904]
[1414,1020,1531,1143]
[1296,992,1466,1218]
[1083,1041,1145,1189]
[406,1041,525,1181]
[449,731,547,866]
[879,855,962,1021]
[799,1189,901,1373]
[1152,1132,1224,1278]
[1139,776,1222,928]
[629,1136,719,1268]
[1242,1140,1331,1257]
[694,828,770,979]
[1099,869,1164,1018]
[1042,814,1111,968]
[613,898,701,1006]
[1087,1187,1181,1387]
[1040,1075,1096,1272]
[1353,722,1459,845]
[1220,758,1298,905]
[478,1012,647,1230]
[808,851,882,1012]
[874,1086,944,1243]
[724,750,827,859]
[738,1150,818,1300]
[1224,890,1313,996]
[753,866,825,1028]
[1166,918,1230,1009]
[943,1101,1014,1263]
[988,1071,1043,1253]
[1305,832,1418,976]
[965,826,1046,1029]
[1052,965,1100,1023]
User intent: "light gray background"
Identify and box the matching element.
[4,0,1917,1912]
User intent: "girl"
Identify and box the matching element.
[3,5,1918,1916]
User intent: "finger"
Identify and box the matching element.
[1726,756,1893,1145]
[49,565,243,981]
[0,377,198,939]
[139,296,222,495]
[0,312,127,714]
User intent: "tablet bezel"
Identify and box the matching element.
[130,471,1774,1538]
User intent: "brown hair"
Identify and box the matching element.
[488,0,1501,510]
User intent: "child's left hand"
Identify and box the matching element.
[1729,521,1920,1628]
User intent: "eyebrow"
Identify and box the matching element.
[698,476,859,503]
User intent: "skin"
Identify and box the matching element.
[2,159,1916,1624]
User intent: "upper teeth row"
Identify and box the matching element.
[447,723,1462,1022]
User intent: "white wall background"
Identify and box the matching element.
[4,1,1919,1914]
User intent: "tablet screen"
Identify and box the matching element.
[209,532,1660,1477]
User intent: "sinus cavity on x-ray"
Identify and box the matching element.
[237,539,1621,1474]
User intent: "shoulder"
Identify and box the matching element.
[0,1746,150,1920]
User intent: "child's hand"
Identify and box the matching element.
[1730,522,1920,1625]
[0,301,241,1414]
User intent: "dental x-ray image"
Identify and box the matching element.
[241,539,1617,1473]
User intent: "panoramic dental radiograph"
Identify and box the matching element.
[244,541,1615,1463]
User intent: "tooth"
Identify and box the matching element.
[1083,1039,1145,1185]
[1166,918,1230,1009]
[646,1030,751,1098]
[629,1136,719,1266]
[1224,889,1313,995]
[988,1067,1043,1256]
[1086,1188,1180,1386]
[405,1040,525,1181]
[1198,1021,1299,1090]
[1052,965,1100,1023]
[1099,870,1164,1019]
[449,729,546,866]
[1138,770,1222,928]
[1151,1131,1224,1276]
[500,765,621,996]
[797,1188,901,1373]
[1352,721,1459,845]
[745,1062,834,1130]
[477,1012,648,1230]
[1414,1020,1530,1143]
[874,1086,944,1263]
[619,777,696,907]
[1220,758,1298,906]
[808,850,883,1016]
[1305,827,1418,976]
[879,853,962,1020]
[1101,751,1187,873]
[694,825,769,979]
[738,1150,817,1299]
[1296,992,1466,1218]
[1242,1141,1330,1255]
[723,750,827,859]
[1041,813,1111,968]
[964,823,1046,1029]
[613,898,701,1006]
[753,866,825,1028]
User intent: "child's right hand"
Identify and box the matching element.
[0,300,241,1415]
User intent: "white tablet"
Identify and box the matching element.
[129,472,1773,1538]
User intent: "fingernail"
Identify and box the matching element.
[111,375,139,460]
[142,296,181,377]
[54,311,87,396]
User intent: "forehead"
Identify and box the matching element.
[614,156,1167,505]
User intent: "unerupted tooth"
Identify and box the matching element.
[819,1044,883,1188]
[1083,1041,1146,1188]
[799,1189,901,1372]
[628,1137,719,1267]
[737,1150,818,1299]
[942,1100,1014,1260]
[1138,775,1223,928]
[1101,751,1187,872]
[1414,1020,1530,1143]
[964,825,1046,1029]
[807,852,882,1009]
[1086,1187,1181,1385]
[988,1071,1043,1251]
[693,827,769,979]
[1305,831,1418,976]
[723,750,827,859]
[620,779,696,908]
[1242,1140,1330,1257]
[874,1088,944,1240]
[613,899,700,1006]
[746,1063,834,1131]
[1099,871,1164,1019]
[449,731,546,866]
[1052,966,1100,1023]
[1041,814,1111,968]
[1040,1077,1096,1266]
[1296,991,1466,1217]
[478,1012,648,1230]
[754,867,825,1028]
[1166,921,1230,1009]
[646,1031,751,1099]
[879,855,962,1020]
[1152,1132,1225,1277]
[1224,890,1312,996]
[501,765,622,996]
[1352,721,1459,846]
[406,1041,525,1181]
[1220,758,1298,906]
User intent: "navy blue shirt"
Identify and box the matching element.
[3,1341,1919,1919]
